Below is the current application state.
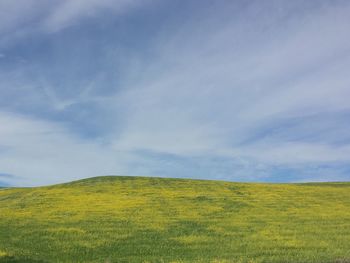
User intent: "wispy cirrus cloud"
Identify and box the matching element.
[0,0,150,47]
[43,0,149,32]
[1,0,350,186]
[0,111,131,186]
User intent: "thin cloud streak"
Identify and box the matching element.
[0,1,350,185]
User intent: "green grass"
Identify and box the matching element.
[0,176,349,263]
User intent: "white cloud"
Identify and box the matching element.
[0,112,131,186]
[1,1,350,185]
[43,0,147,32]
[0,0,148,46]
[227,142,350,165]
[107,0,350,164]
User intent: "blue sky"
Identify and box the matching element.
[1,0,350,186]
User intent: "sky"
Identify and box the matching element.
[1,0,350,186]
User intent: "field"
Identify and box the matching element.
[0,176,349,263]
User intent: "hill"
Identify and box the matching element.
[0,176,349,262]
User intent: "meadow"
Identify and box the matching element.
[0,176,349,263]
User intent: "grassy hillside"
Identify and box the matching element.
[0,176,349,263]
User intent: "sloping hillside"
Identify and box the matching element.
[0,176,349,262]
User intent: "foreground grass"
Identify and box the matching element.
[0,176,349,263]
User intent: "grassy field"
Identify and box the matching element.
[0,176,349,263]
